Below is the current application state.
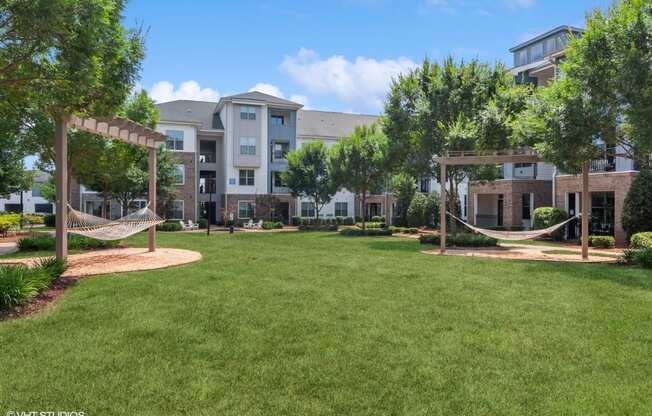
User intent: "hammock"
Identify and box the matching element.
[447,212,578,241]
[67,204,164,241]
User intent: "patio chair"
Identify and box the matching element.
[253,220,263,229]
[243,219,254,229]
[186,220,199,230]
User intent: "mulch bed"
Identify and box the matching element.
[0,276,79,321]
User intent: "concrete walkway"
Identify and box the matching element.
[0,242,18,256]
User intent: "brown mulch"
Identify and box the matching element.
[0,276,79,321]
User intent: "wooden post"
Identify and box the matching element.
[148,147,157,252]
[55,115,68,261]
[581,160,589,260]
[440,161,447,254]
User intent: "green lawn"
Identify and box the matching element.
[1,232,651,415]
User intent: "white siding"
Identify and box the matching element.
[156,123,197,153]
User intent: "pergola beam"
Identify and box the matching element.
[69,115,166,148]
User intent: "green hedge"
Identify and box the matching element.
[156,221,183,232]
[298,224,338,232]
[419,233,498,247]
[533,207,568,241]
[371,216,385,223]
[262,221,283,230]
[357,222,385,229]
[630,232,652,249]
[18,235,120,252]
[44,214,56,227]
[0,257,66,310]
[579,235,616,249]
[339,228,392,237]
[622,248,652,268]
[388,226,419,234]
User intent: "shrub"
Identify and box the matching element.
[339,227,392,237]
[389,226,419,234]
[622,248,652,268]
[419,233,497,247]
[18,235,119,252]
[0,258,66,310]
[371,215,385,223]
[0,213,21,236]
[298,224,338,232]
[580,235,616,249]
[335,216,355,225]
[630,232,652,249]
[623,169,652,236]
[262,221,283,230]
[197,218,208,229]
[533,207,568,241]
[157,221,183,232]
[358,222,385,229]
[407,192,439,228]
[291,216,301,226]
[44,214,56,227]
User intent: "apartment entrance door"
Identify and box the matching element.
[566,192,581,240]
[497,195,504,227]
[275,202,290,224]
[201,201,217,224]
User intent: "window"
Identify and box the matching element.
[85,200,103,217]
[419,178,430,193]
[515,50,528,66]
[546,37,556,54]
[35,203,53,214]
[270,115,285,126]
[335,202,348,217]
[32,184,42,197]
[127,200,147,215]
[238,201,255,219]
[301,202,315,218]
[240,105,256,120]
[273,171,287,188]
[4,203,21,213]
[165,130,184,151]
[530,42,543,61]
[170,200,184,220]
[239,137,256,155]
[239,169,255,186]
[174,164,185,185]
[272,142,289,161]
[522,193,532,220]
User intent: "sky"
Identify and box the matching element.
[124,0,612,115]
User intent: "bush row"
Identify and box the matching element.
[18,235,120,252]
[419,233,498,247]
[579,235,616,249]
[339,228,392,237]
[388,226,419,234]
[291,217,354,226]
[0,258,66,310]
[156,221,183,232]
[621,248,652,268]
[357,222,386,229]
[298,224,338,232]
[262,221,283,230]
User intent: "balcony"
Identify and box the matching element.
[513,164,537,179]
[590,158,616,173]
[199,140,217,164]
[268,124,294,141]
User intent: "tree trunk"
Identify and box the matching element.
[102,193,108,219]
[361,191,367,230]
[314,195,319,221]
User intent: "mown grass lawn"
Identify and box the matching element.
[1,231,651,415]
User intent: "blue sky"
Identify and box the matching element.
[124,0,611,114]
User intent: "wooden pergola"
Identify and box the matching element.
[54,115,167,260]
[436,149,591,260]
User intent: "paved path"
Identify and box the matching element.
[0,242,18,256]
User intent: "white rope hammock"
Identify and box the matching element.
[447,212,578,241]
[67,204,164,241]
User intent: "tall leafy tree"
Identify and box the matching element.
[384,57,520,225]
[284,141,337,220]
[330,124,389,229]
[389,172,416,227]
[0,100,35,197]
[516,1,652,170]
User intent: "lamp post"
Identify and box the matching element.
[205,177,215,237]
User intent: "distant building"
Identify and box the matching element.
[0,171,55,215]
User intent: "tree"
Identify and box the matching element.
[390,172,416,227]
[384,57,519,229]
[407,192,439,228]
[0,100,34,197]
[622,169,652,237]
[516,1,652,170]
[284,141,337,220]
[330,124,389,229]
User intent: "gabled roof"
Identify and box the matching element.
[156,100,223,130]
[509,25,584,53]
[297,110,378,139]
[217,91,303,110]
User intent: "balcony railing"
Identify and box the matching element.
[590,159,616,173]
[268,124,294,140]
[199,153,216,164]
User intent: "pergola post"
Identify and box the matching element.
[55,115,68,261]
[148,147,157,252]
[440,161,447,254]
[581,160,590,260]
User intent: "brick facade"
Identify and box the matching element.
[223,193,296,225]
[171,152,197,221]
[468,180,552,230]
[554,171,637,246]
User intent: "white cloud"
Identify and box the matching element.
[289,94,311,109]
[150,80,220,103]
[248,82,285,98]
[280,48,417,111]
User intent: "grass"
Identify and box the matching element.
[542,249,621,259]
[1,232,652,415]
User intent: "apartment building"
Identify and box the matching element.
[0,172,55,215]
[468,25,640,245]
[154,91,379,224]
